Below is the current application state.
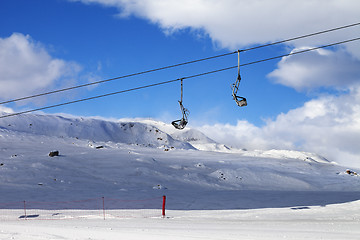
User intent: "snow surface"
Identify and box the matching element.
[1,202,360,240]
[1,113,360,239]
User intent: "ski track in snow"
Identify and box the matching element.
[0,113,360,239]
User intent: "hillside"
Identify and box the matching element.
[1,113,360,210]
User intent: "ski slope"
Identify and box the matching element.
[0,113,359,239]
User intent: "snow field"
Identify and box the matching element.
[1,113,360,239]
[1,201,360,240]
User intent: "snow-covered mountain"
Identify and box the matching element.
[0,113,196,150]
[0,113,234,152]
[1,113,360,210]
[136,118,232,152]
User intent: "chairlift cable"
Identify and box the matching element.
[0,78,180,119]
[238,37,360,67]
[1,21,359,106]
[240,21,360,52]
[1,36,359,119]
[0,51,237,106]
[180,36,360,80]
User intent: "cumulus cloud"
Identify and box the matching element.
[0,33,81,102]
[268,47,360,91]
[71,0,360,56]
[199,88,360,168]
[0,106,14,114]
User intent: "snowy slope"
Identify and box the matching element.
[0,113,194,150]
[0,113,230,152]
[1,113,360,211]
[127,118,235,152]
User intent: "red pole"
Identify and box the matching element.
[162,195,166,218]
[23,201,27,220]
[102,197,105,220]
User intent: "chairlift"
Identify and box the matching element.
[172,79,189,130]
[232,50,247,107]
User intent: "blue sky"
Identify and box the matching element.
[1,0,360,167]
[0,0,306,125]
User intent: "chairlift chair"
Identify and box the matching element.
[172,79,189,130]
[232,74,247,107]
[232,50,247,107]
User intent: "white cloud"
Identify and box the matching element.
[0,106,14,114]
[199,88,360,168]
[71,0,360,56]
[0,33,81,102]
[268,47,360,91]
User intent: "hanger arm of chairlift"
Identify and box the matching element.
[232,51,247,107]
[172,79,189,130]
